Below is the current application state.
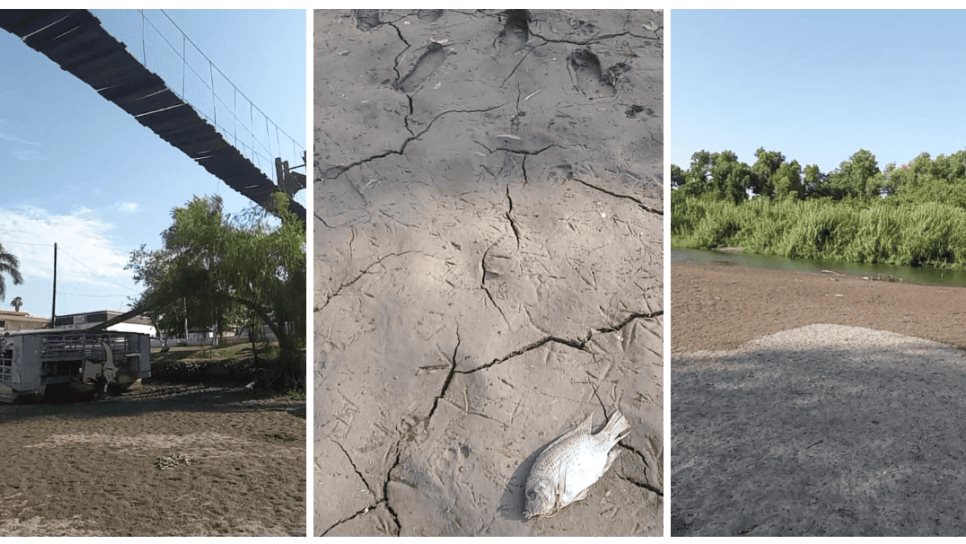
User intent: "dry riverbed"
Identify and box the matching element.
[672,261,966,536]
[0,383,305,536]
[315,9,664,536]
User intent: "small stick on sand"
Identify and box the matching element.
[524,88,543,101]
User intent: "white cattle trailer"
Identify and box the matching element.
[0,329,151,402]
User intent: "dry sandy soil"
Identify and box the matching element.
[315,9,663,536]
[672,261,966,353]
[0,383,305,536]
[672,262,966,536]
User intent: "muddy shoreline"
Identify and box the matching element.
[672,260,966,536]
[0,383,305,536]
[672,261,966,353]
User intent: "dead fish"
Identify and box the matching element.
[523,410,630,519]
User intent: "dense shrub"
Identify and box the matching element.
[673,148,966,269]
[672,196,966,269]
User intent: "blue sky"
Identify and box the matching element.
[672,10,966,172]
[0,10,305,317]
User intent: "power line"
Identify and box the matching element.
[59,291,132,298]
[1,240,54,248]
[57,248,138,294]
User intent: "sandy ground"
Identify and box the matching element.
[672,262,966,352]
[315,9,663,536]
[0,383,305,536]
[672,262,966,536]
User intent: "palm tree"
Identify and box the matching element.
[10,297,23,312]
[0,243,24,302]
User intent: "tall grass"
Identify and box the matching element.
[672,194,966,269]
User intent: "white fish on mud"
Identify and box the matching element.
[523,410,630,519]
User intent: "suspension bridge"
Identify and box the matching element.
[0,9,305,219]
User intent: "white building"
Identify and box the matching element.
[53,310,157,338]
[0,310,49,333]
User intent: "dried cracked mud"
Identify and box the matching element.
[314,9,663,537]
[673,324,966,537]
[0,384,305,536]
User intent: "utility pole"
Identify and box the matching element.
[50,242,57,328]
[183,297,189,343]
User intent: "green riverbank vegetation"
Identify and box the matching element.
[671,148,966,269]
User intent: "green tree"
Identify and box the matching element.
[772,160,804,200]
[671,164,686,189]
[10,296,23,312]
[0,244,23,302]
[710,150,753,203]
[751,147,787,197]
[684,150,714,195]
[802,164,824,197]
[824,149,881,199]
[128,193,306,388]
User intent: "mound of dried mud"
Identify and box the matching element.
[673,324,966,536]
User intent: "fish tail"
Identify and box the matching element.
[601,409,630,445]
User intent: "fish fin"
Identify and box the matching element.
[549,471,567,516]
[604,447,621,473]
[558,469,567,501]
[600,409,631,445]
[572,486,591,503]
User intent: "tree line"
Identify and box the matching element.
[128,192,306,389]
[672,148,966,268]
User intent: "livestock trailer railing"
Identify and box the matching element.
[0,329,151,402]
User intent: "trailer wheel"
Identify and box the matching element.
[94,376,110,400]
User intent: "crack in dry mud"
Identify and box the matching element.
[619,474,663,497]
[318,9,663,534]
[383,445,403,535]
[570,177,662,216]
[459,310,662,374]
[316,251,417,312]
[317,438,405,536]
[494,143,561,157]
[320,499,386,536]
[618,441,649,469]
[315,211,335,229]
[501,44,541,87]
[501,27,658,87]
[593,310,662,335]
[459,336,588,374]
[403,94,415,135]
[333,439,376,498]
[388,21,411,88]
[473,140,561,158]
[617,441,663,497]
[424,325,461,427]
[322,104,507,180]
[529,29,659,46]
[504,183,521,248]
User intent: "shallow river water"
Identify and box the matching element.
[672,248,966,287]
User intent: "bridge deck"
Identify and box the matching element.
[0,10,305,220]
